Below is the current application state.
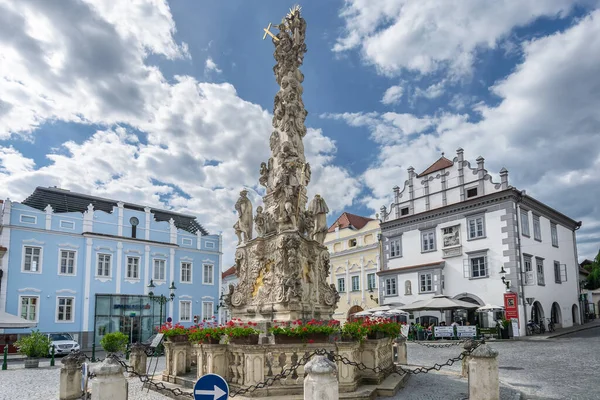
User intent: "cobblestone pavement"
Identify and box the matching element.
[403,327,600,400]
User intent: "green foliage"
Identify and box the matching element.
[584,250,600,290]
[269,319,341,338]
[223,319,260,338]
[15,330,51,358]
[188,326,225,343]
[100,331,129,354]
[341,320,368,341]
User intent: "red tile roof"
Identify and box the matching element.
[328,212,375,233]
[222,266,236,279]
[417,156,454,178]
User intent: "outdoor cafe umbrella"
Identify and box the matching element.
[373,309,409,317]
[352,310,373,317]
[402,295,480,312]
[365,305,391,312]
[476,304,505,312]
[0,309,37,329]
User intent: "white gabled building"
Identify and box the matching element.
[377,148,582,335]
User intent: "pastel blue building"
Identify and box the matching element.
[0,187,222,348]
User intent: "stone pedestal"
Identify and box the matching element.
[129,343,147,376]
[164,341,189,377]
[359,338,393,384]
[393,338,407,365]
[90,358,128,400]
[468,344,499,400]
[334,342,359,392]
[59,351,86,400]
[304,355,339,400]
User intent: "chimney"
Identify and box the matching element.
[456,148,464,163]
[476,156,485,170]
[499,168,509,190]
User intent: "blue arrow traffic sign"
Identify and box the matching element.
[194,373,229,400]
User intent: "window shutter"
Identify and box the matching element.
[483,256,489,277]
[463,259,470,278]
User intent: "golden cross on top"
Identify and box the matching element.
[262,22,280,41]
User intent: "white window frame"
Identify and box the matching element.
[205,241,215,249]
[202,301,214,321]
[153,259,166,282]
[59,220,75,230]
[56,296,75,323]
[180,261,193,284]
[337,277,345,293]
[536,257,545,286]
[179,300,192,322]
[551,223,559,247]
[351,275,360,291]
[22,246,43,274]
[467,255,488,279]
[202,263,214,285]
[421,230,436,253]
[390,238,402,258]
[419,273,433,293]
[20,214,37,224]
[385,277,397,296]
[467,214,486,240]
[521,210,530,237]
[533,215,542,241]
[19,295,40,322]
[524,255,534,285]
[58,249,77,276]
[126,256,140,280]
[181,238,193,246]
[367,273,376,290]
[96,253,112,278]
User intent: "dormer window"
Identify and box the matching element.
[466,187,478,198]
[130,217,139,238]
[400,207,409,216]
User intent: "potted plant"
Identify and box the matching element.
[189,325,225,344]
[340,320,368,342]
[269,319,340,344]
[363,317,401,340]
[100,331,129,356]
[224,319,260,345]
[159,322,189,342]
[15,330,51,368]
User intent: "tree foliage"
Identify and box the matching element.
[584,250,600,290]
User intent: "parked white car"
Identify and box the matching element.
[47,333,80,355]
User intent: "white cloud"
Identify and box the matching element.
[335,9,600,260]
[205,57,222,74]
[334,0,584,78]
[381,85,403,105]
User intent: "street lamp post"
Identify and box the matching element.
[147,280,177,330]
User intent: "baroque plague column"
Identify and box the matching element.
[225,6,339,323]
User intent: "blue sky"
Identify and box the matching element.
[1,0,600,267]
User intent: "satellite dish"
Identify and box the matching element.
[130,217,139,226]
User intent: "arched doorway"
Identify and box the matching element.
[550,302,562,327]
[572,304,580,325]
[453,296,482,326]
[347,305,363,321]
[531,301,544,324]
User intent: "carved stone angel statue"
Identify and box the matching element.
[308,194,329,244]
[254,206,267,237]
[234,189,253,244]
[259,162,269,187]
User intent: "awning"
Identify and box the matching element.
[402,295,480,312]
[0,310,38,329]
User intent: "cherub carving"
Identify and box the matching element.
[259,162,269,187]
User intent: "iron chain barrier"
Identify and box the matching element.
[407,338,471,348]
[81,339,483,398]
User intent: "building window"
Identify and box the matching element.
[60,220,75,229]
[470,256,488,278]
[385,278,397,296]
[466,187,478,198]
[421,230,436,252]
[59,250,76,275]
[23,246,42,273]
[20,215,37,224]
[337,278,345,293]
[153,259,166,281]
[536,258,545,285]
[203,264,214,285]
[554,261,567,283]
[202,301,214,321]
[533,215,542,241]
[390,238,402,258]
[179,301,192,322]
[56,297,74,322]
[524,255,534,285]
[348,238,357,248]
[20,296,38,321]
[351,276,360,291]
[182,238,193,246]
[551,223,559,247]
[400,207,409,216]
[126,257,139,279]
[181,262,192,283]
[467,215,485,240]
[419,273,433,293]
[521,210,530,237]
[205,241,215,249]
[367,273,376,290]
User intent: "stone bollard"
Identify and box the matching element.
[304,355,339,400]
[90,357,128,400]
[461,339,476,378]
[129,343,147,376]
[393,337,407,365]
[468,343,499,400]
[59,351,86,400]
